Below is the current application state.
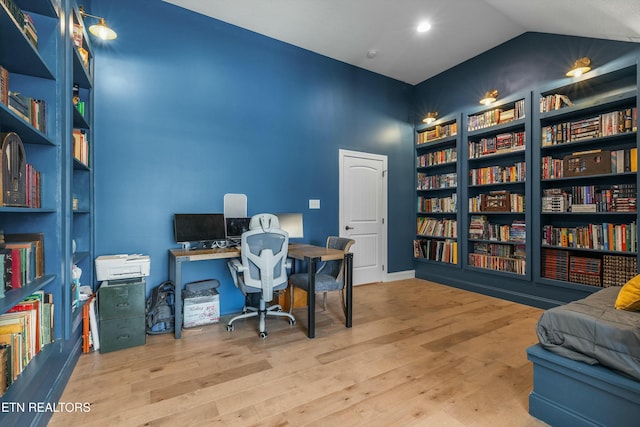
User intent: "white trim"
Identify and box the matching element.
[384,270,415,282]
[339,149,388,285]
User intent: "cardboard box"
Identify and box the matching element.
[563,151,611,177]
[183,291,220,328]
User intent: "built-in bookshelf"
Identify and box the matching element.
[414,114,460,265]
[534,61,638,290]
[70,3,94,321]
[0,1,95,424]
[464,94,531,277]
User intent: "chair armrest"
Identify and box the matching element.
[228,257,245,272]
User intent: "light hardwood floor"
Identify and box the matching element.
[49,279,548,426]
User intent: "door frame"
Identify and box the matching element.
[338,149,388,284]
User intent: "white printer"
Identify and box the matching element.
[95,254,151,281]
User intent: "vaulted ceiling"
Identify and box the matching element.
[163,0,640,85]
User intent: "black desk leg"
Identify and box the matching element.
[307,256,317,339]
[345,252,353,328]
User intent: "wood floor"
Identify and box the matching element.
[49,279,548,426]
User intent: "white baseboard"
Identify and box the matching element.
[384,270,415,282]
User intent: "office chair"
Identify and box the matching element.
[289,236,355,317]
[226,213,296,338]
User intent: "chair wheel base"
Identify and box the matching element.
[259,331,268,339]
[227,324,234,332]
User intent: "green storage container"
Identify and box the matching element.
[99,278,146,353]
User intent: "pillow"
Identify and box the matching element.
[615,275,640,311]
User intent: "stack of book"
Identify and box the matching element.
[542,188,570,212]
[7,91,47,133]
[72,129,89,166]
[542,248,569,281]
[569,255,602,287]
[418,122,457,144]
[0,290,55,396]
[0,0,24,30]
[23,13,38,49]
[1,233,45,290]
[539,94,573,112]
[602,254,638,287]
[417,194,457,213]
[416,217,457,238]
[0,65,8,106]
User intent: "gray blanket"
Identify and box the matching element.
[537,286,640,381]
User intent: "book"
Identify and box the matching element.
[4,233,44,279]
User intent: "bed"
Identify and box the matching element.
[528,286,640,426]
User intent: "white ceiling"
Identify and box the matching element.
[163,0,640,85]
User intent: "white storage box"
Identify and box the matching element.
[183,291,220,328]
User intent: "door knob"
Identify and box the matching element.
[345,225,355,230]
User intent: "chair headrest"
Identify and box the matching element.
[249,213,280,232]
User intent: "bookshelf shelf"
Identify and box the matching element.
[534,59,638,290]
[0,1,94,421]
[414,114,461,265]
[464,93,531,278]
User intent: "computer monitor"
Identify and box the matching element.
[275,213,304,239]
[173,213,227,247]
[226,217,251,240]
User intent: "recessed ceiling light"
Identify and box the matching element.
[417,21,431,33]
[366,49,378,59]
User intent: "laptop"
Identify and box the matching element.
[225,217,251,243]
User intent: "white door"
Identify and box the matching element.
[339,149,387,285]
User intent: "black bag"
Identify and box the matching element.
[145,280,175,334]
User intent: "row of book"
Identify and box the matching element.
[7,91,47,133]
[472,241,526,258]
[0,66,7,106]
[24,163,42,209]
[542,249,638,287]
[417,194,457,213]
[417,122,457,144]
[468,217,526,243]
[0,65,48,134]
[541,107,637,146]
[541,222,637,253]
[73,129,90,166]
[23,12,38,49]
[416,217,457,238]
[468,162,526,186]
[1,233,44,294]
[417,172,457,190]
[539,93,573,113]
[467,99,526,132]
[541,148,637,180]
[413,238,458,264]
[542,185,637,213]
[468,131,525,159]
[0,290,54,396]
[468,252,526,275]
[469,192,525,213]
[417,147,456,167]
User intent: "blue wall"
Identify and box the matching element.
[90,0,414,314]
[414,32,640,121]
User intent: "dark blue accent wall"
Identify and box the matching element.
[90,0,414,314]
[414,32,640,121]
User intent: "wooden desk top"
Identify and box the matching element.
[169,243,348,262]
[169,247,239,261]
[287,244,347,261]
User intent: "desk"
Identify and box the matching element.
[168,243,353,339]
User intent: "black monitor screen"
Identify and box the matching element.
[226,217,251,239]
[174,213,226,243]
